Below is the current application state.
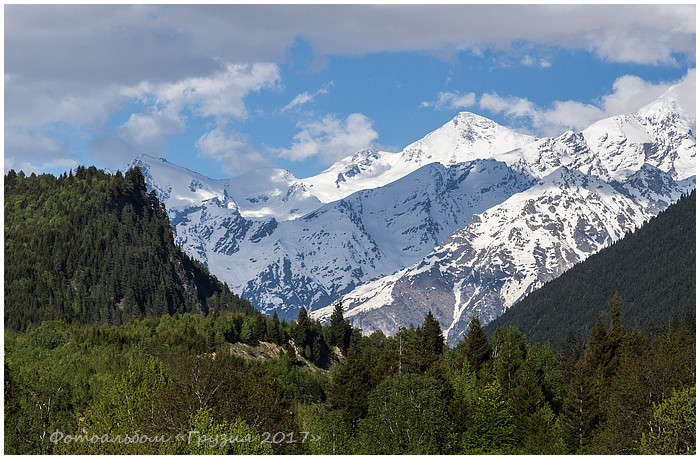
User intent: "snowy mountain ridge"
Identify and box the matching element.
[313,164,689,345]
[127,155,321,222]
[127,82,695,341]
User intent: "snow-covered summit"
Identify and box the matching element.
[125,154,321,221]
[302,112,537,203]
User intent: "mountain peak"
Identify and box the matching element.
[635,82,696,125]
[454,110,495,122]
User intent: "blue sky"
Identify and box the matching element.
[5,4,696,179]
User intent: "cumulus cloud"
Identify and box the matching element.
[196,124,269,174]
[421,91,477,111]
[477,70,695,137]
[5,5,695,174]
[124,63,281,120]
[277,113,379,164]
[6,61,282,170]
[91,63,279,164]
[599,75,672,116]
[479,93,537,120]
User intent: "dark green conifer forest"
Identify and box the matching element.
[5,166,255,332]
[4,168,696,454]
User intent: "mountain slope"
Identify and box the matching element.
[486,189,695,346]
[153,158,534,318]
[315,165,688,346]
[4,166,255,331]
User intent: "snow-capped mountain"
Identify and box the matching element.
[301,112,537,202]
[237,159,534,317]
[301,84,694,204]
[128,81,695,341]
[132,154,534,318]
[576,84,695,182]
[127,155,321,221]
[312,164,688,346]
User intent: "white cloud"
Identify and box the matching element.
[479,92,537,119]
[6,62,282,169]
[599,75,671,116]
[282,92,314,112]
[196,124,269,174]
[281,82,334,113]
[4,127,70,159]
[478,70,695,136]
[7,5,694,87]
[119,111,185,151]
[89,63,281,164]
[277,113,378,163]
[128,63,281,120]
[422,91,477,111]
[521,55,551,68]
[4,156,78,175]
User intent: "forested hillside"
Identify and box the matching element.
[4,167,695,455]
[5,304,694,454]
[4,166,255,331]
[487,190,696,347]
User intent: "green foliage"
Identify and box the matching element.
[640,386,696,455]
[459,315,491,375]
[295,404,355,454]
[4,306,695,455]
[459,380,516,454]
[326,348,371,430]
[66,355,175,454]
[357,373,452,454]
[186,408,273,455]
[329,302,351,354]
[417,310,444,371]
[589,318,696,453]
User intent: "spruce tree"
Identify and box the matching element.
[421,311,444,356]
[329,301,350,353]
[295,307,310,349]
[267,311,281,344]
[602,292,623,378]
[327,347,371,430]
[460,315,491,376]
